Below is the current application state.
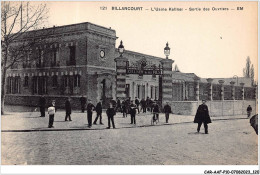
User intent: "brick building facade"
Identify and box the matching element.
[4,22,257,110]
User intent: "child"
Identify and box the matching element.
[48,100,56,128]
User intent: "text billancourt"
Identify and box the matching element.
[112,7,143,10]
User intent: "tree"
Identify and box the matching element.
[243,56,255,86]
[250,65,255,86]
[1,2,48,114]
[243,56,251,78]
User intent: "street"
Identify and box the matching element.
[1,106,258,165]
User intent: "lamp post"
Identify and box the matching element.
[164,42,170,59]
[233,75,238,86]
[118,40,124,57]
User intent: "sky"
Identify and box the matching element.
[44,1,258,79]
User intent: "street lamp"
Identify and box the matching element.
[118,40,124,57]
[233,75,238,86]
[164,42,170,59]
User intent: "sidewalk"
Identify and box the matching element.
[1,107,248,131]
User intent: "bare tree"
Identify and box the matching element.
[243,56,251,78]
[1,2,49,114]
[242,56,255,86]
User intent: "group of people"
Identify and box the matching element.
[38,95,254,134]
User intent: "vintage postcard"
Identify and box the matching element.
[1,0,258,174]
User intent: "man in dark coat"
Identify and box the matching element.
[164,102,172,123]
[194,100,211,134]
[122,99,127,118]
[247,105,252,118]
[65,97,72,121]
[146,97,150,112]
[39,95,46,117]
[86,100,95,128]
[106,103,116,129]
[152,102,160,122]
[129,101,137,124]
[80,95,86,113]
[135,97,140,114]
[116,98,121,112]
[93,100,103,125]
[140,98,146,113]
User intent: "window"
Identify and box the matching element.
[74,75,80,87]
[51,49,60,67]
[36,50,44,68]
[155,86,158,100]
[137,85,140,99]
[52,75,58,87]
[24,76,29,87]
[8,76,21,94]
[23,51,31,68]
[68,46,76,65]
[151,86,154,99]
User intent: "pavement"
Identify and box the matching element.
[1,106,258,165]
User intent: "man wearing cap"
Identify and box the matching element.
[194,100,211,134]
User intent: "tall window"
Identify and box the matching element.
[8,76,21,94]
[51,49,60,67]
[52,75,58,87]
[24,76,29,87]
[36,50,44,68]
[151,86,154,99]
[137,85,140,99]
[74,75,80,87]
[155,86,158,100]
[23,51,31,68]
[68,46,76,65]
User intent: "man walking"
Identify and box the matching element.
[164,102,172,123]
[86,100,95,128]
[194,100,211,134]
[39,95,46,117]
[140,98,146,113]
[129,101,137,125]
[80,95,86,113]
[152,102,160,123]
[106,103,116,129]
[65,97,72,121]
[116,98,121,112]
[48,100,56,128]
[135,97,140,114]
[93,99,103,125]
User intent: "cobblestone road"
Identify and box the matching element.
[1,106,258,165]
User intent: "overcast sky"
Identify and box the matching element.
[46,1,258,79]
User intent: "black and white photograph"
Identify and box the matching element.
[1,0,258,174]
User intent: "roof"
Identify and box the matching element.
[13,22,116,41]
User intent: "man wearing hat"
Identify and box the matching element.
[194,99,211,134]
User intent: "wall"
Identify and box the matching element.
[5,94,84,110]
[170,100,257,116]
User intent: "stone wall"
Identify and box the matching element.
[5,94,84,110]
[170,100,257,116]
